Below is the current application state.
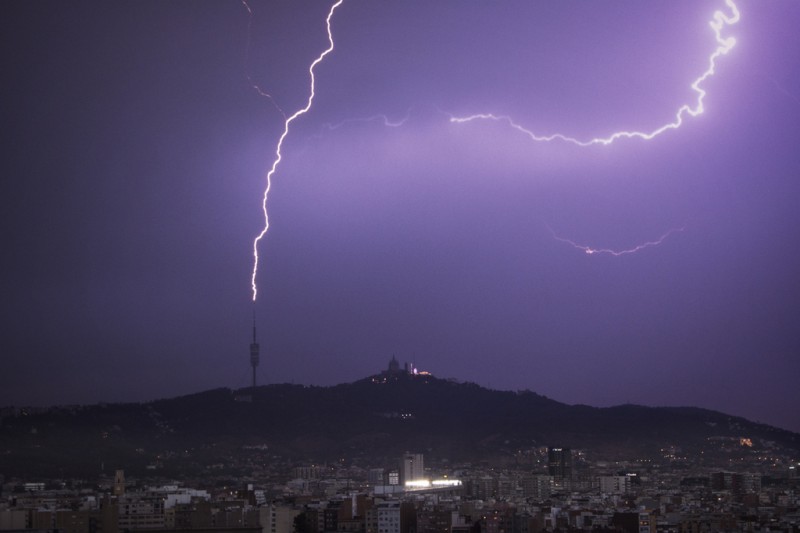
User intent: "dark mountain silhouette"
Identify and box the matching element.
[1,372,797,477]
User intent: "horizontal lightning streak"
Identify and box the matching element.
[449,0,740,146]
[315,111,411,138]
[251,0,344,302]
[548,225,685,256]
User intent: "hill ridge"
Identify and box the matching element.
[1,371,797,477]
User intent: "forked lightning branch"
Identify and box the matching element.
[248,0,740,301]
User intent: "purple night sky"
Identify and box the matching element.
[2,1,800,433]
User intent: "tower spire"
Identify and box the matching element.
[250,308,260,392]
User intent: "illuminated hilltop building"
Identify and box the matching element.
[387,355,400,375]
[382,356,427,378]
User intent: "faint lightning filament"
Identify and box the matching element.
[449,0,740,146]
[548,225,685,256]
[318,111,411,135]
[251,0,344,302]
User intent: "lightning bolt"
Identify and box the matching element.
[449,0,740,146]
[770,77,800,107]
[548,225,685,256]
[250,0,344,302]
[248,1,739,299]
[241,0,287,120]
[317,111,411,136]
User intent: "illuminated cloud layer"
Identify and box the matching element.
[250,0,739,299]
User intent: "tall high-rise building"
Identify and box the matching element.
[113,469,125,496]
[250,313,260,391]
[399,453,424,485]
[547,447,573,480]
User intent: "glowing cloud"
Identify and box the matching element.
[449,0,740,146]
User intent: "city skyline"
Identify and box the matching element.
[2,1,800,434]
